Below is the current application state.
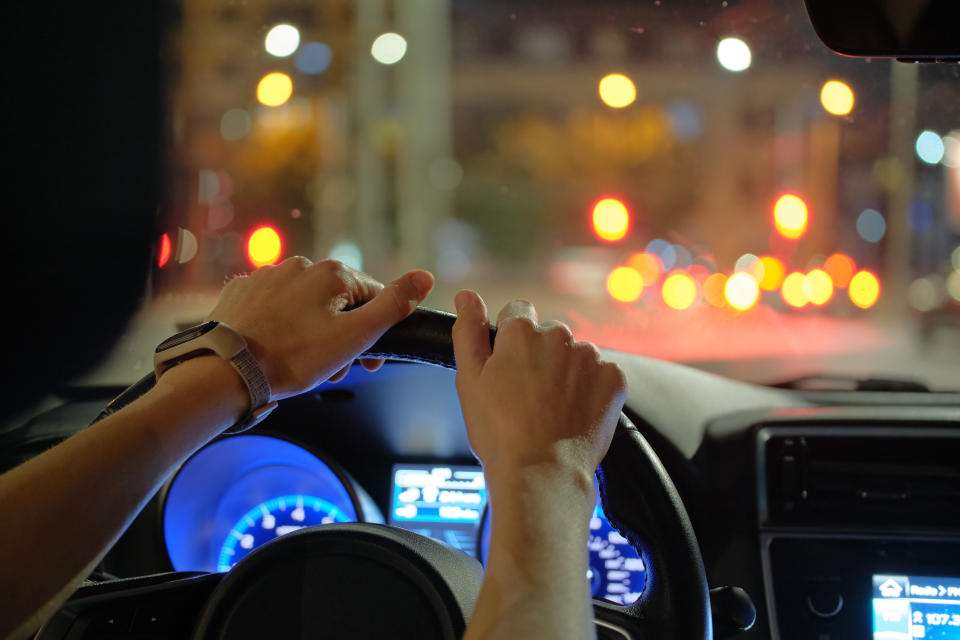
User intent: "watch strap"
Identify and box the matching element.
[221,349,277,434]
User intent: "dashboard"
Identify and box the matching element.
[4,353,960,639]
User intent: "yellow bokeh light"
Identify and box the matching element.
[627,252,663,286]
[781,272,808,308]
[773,194,808,240]
[803,269,834,306]
[820,80,855,116]
[247,226,283,267]
[606,266,644,302]
[592,198,630,242]
[724,272,760,311]
[824,253,856,288]
[662,271,697,310]
[849,270,880,309]
[703,273,728,307]
[598,73,637,109]
[257,72,293,107]
[758,256,785,291]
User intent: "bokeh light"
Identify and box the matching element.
[592,198,630,242]
[849,270,880,309]
[942,133,960,168]
[662,272,697,310]
[371,32,407,65]
[916,130,945,165]
[947,270,960,302]
[220,108,252,141]
[330,240,363,271]
[265,24,300,57]
[295,42,333,74]
[953,246,960,271]
[735,253,765,281]
[703,273,728,307]
[176,228,198,264]
[824,253,855,288]
[758,256,785,290]
[257,72,293,107]
[247,226,283,267]
[607,266,644,302]
[856,208,886,243]
[724,272,760,311]
[598,73,637,108]
[773,193,808,239]
[803,269,834,306]
[158,233,171,268]
[646,239,676,271]
[627,252,664,286]
[908,277,941,312]
[819,80,855,116]
[781,272,808,308]
[716,37,751,72]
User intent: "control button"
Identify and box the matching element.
[85,605,135,634]
[807,591,844,618]
[132,599,183,633]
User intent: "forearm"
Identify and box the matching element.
[0,356,246,639]
[465,463,597,640]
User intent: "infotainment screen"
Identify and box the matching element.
[873,574,960,639]
[389,464,486,556]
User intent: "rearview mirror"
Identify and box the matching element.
[803,0,960,61]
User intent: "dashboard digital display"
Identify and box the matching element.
[388,464,486,556]
[873,574,960,640]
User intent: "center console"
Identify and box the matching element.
[757,425,960,639]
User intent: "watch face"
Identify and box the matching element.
[156,321,220,353]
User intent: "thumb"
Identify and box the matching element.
[452,290,492,379]
[346,270,434,343]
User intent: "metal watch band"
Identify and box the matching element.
[221,349,277,435]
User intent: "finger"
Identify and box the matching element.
[360,358,385,371]
[452,290,492,378]
[309,260,385,311]
[344,269,434,343]
[328,364,351,383]
[496,299,538,330]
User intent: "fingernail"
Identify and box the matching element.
[455,291,470,312]
[411,271,434,297]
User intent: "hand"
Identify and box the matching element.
[451,291,626,495]
[205,257,434,399]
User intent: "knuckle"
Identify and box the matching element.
[545,323,574,344]
[603,362,627,390]
[500,316,537,339]
[281,255,312,271]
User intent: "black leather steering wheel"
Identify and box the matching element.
[55,307,710,640]
[361,308,712,639]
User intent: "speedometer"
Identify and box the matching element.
[217,494,354,571]
[478,492,647,605]
[163,435,374,573]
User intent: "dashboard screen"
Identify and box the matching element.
[873,574,960,640]
[388,464,486,556]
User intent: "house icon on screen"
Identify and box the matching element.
[879,579,904,598]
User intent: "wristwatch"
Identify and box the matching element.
[154,321,277,434]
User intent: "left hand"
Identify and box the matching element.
[205,257,434,399]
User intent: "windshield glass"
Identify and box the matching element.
[125,0,960,389]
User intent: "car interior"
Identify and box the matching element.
[1,1,959,639]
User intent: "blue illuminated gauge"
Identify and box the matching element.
[479,499,646,605]
[586,504,646,605]
[217,494,353,571]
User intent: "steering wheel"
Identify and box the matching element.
[40,308,711,640]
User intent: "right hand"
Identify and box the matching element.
[451,291,626,495]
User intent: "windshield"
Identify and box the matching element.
[128,0,960,390]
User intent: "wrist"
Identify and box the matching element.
[153,354,250,428]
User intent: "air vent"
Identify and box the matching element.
[759,426,960,531]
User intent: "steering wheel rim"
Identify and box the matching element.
[362,307,711,639]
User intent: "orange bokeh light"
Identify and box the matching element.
[592,197,630,242]
[773,194,808,239]
[662,271,697,310]
[606,266,644,302]
[158,233,171,268]
[247,226,283,267]
[758,256,785,290]
[824,253,856,288]
[627,252,663,286]
[849,270,881,309]
[781,272,808,308]
[702,273,728,307]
